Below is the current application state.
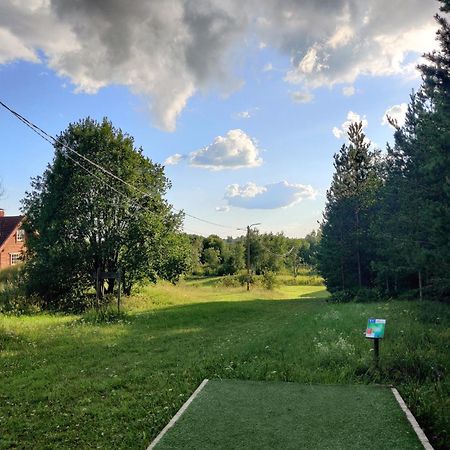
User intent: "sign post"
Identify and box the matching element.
[365,318,386,368]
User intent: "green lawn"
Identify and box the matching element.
[155,380,423,449]
[0,282,448,449]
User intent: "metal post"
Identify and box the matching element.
[374,338,380,368]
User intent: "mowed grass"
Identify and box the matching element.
[155,380,423,449]
[0,281,449,449]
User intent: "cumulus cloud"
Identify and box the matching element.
[224,181,316,209]
[0,0,439,130]
[190,129,262,170]
[382,103,408,128]
[263,62,273,72]
[291,90,314,103]
[164,153,185,166]
[342,86,355,96]
[333,111,368,139]
[166,129,263,170]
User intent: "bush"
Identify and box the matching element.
[261,271,278,290]
[328,289,354,303]
[282,275,324,286]
[215,275,241,288]
[329,287,385,303]
[353,287,384,303]
[0,266,42,314]
[237,273,254,287]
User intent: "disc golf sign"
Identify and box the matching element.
[366,318,386,339]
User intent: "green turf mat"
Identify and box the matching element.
[154,380,423,450]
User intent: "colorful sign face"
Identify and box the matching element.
[366,318,386,339]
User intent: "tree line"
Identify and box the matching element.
[318,0,450,302]
[186,231,319,277]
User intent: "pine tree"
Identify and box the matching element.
[319,122,381,292]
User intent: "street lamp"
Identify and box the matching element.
[238,223,261,291]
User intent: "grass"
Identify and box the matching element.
[155,380,423,449]
[0,280,448,449]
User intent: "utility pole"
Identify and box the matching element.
[238,223,260,291]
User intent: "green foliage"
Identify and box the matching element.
[319,2,450,302]
[22,117,189,310]
[185,231,319,278]
[261,271,278,290]
[0,266,41,314]
[214,274,242,288]
[319,122,381,292]
[328,290,354,303]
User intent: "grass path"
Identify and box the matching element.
[0,283,448,449]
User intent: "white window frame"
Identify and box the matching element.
[16,228,25,242]
[10,253,21,265]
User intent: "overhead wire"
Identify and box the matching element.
[0,99,238,231]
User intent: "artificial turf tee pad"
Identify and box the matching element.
[150,380,425,450]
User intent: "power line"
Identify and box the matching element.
[0,100,238,231]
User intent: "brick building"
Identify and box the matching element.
[0,209,26,269]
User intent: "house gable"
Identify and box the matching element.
[0,213,26,268]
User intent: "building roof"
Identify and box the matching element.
[0,215,24,249]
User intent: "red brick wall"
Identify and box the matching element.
[0,228,26,268]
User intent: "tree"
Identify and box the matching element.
[372,0,450,300]
[22,117,189,309]
[318,122,381,292]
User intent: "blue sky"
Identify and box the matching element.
[0,0,440,237]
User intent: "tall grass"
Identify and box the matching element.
[0,280,448,449]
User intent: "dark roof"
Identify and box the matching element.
[0,216,24,249]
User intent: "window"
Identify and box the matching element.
[10,253,21,265]
[16,228,25,242]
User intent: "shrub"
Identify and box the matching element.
[353,287,384,303]
[215,275,241,288]
[0,266,42,314]
[328,289,354,303]
[261,271,278,290]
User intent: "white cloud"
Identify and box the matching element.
[262,62,273,72]
[382,103,408,128]
[291,90,314,104]
[342,85,355,96]
[333,111,368,139]
[225,181,316,209]
[165,129,263,171]
[190,129,262,170]
[237,111,251,119]
[164,153,185,166]
[215,205,230,212]
[0,0,439,130]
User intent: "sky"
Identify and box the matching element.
[0,0,441,238]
